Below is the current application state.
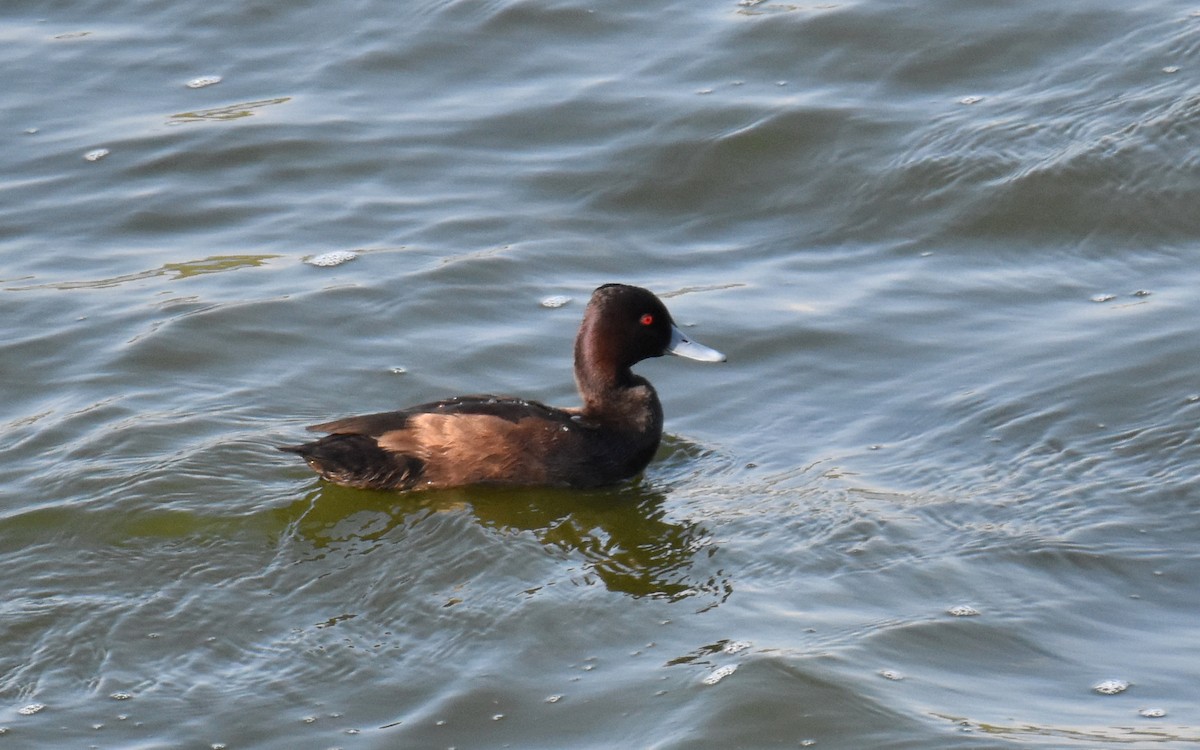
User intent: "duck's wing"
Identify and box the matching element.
[283,395,590,490]
[305,410,414,436]
[305,395,580,435]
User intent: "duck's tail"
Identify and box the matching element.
[279,434,424,490]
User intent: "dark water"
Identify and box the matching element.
[3,0,1200,747]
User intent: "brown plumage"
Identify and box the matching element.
[279,284,725,490]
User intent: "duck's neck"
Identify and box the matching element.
[578,371,662,438]
[574,332,646,417]
[575,334,614,409]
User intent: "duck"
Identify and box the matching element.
[279,283,725,490]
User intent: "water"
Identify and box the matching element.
[3,0,1200,747]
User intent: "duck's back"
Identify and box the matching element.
[279,394,662,490]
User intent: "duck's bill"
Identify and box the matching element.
[667,325,726,362]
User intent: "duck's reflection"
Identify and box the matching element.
[283,480,730,604]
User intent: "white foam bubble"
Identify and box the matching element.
[84,148,109,162]
[1093,679,1129,695]
[1139,707,1166,718]
[947,604,980,617]
[540,295,572,309]
[187,75,223,88]
[306,250,358,267]
[18,703,45,715]
[702,664,738,685]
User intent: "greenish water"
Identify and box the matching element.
[3,0,1200,748]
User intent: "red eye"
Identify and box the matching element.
[640,314,654,326]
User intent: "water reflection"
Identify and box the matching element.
[4,254,279,291]
[282,481,730,604]
[169,97,291,124]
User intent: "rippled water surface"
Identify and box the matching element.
[4,0,1200,747]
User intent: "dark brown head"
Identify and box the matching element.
[574,284,724,398]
